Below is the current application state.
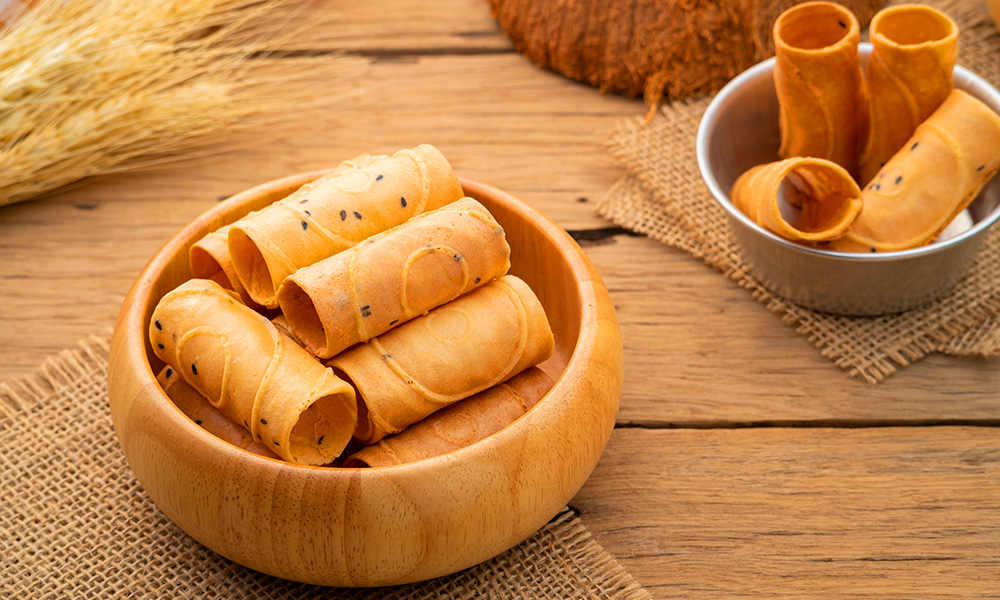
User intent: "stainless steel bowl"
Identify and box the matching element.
[696,43,1000,316]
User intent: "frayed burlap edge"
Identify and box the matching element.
[0,333,650,600]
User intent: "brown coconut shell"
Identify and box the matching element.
[489,0,883,107]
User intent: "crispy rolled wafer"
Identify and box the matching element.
[731,157,862,242]
[229,144,464,307]
[277,198,512,359]
[859,4,958,185]
[156,366,279,459]
[829,90,1000,253]
[190,154,384,308]
[329,275,554,444]
[343,367,553,468]
[773,1,867,179]
[149,279,357,465]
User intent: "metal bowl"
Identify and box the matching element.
[696,43,1000,316]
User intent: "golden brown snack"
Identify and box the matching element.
[189,154,384,308]
[343,367,553,468]
[829,90,1000,253]
[156,366,279,459]
[229,144,464,308]
[773,1,867,179]
[149,279,357,465]
[277,197,512,359]
[731,157,863,242]
[329,275,554,445]
[859,4,958,185]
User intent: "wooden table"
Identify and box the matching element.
[2,1,998,596]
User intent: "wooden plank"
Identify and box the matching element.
[573,426,1000,599]
[0,53,642,381]
[585,235,1000,424]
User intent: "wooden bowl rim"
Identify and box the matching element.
[119,172,610,475]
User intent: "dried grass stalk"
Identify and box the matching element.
[0,0,362,207]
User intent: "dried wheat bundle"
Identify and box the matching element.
[0,0,360,207]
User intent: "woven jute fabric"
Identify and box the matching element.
[0,335,649,599]
[598,0,1000,384]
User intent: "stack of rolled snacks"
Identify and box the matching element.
[732,2,999,253]
[153,147,554,467]
[228,144,464,308]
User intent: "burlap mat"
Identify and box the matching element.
[598,0,1000,384]
[0,335,649,599]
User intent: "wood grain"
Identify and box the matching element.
[575,426,1000,599]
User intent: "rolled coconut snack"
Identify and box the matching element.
[156,366,279,459]
[329,275,554,445]
[189,153,384,308]
[773,1,867,179]
[731,157,863,242]
[149,279,358,465]
[229,144,464,308]
[343,367,553,468]
[829,90,1000,253]
[859,4,958,185]
[277,197,512,359]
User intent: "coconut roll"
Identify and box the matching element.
[343,367,553,468]
[277,197,511,359]
[829,90,1000,253]
[730,157,862,242]
[190,154,384,308]
[156,366,279,459]
[773,1,867,179]
[859,4,958,185]
[149,279,357,465]
[228,144,464,308]
[329,275,554,445]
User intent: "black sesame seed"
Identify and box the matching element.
[317,435,325,445]
[838,19,846,28]
[868,184,876,190]
[382,354,393,360]
[353,211,362,220]
[304,210,311,217]
[871,248,877,253]
[475,277,481,284]
[299,198,309,204]
[154,320,162,330]
[340,210,347,221]
[978,165,986,172]
[875,184,881,191]
[165,368,172,379]
[273,440,280,446]
[191,363,198,375]
[301,220,308,230]
[376,174,383,181]
[157,343,164,349]
[400,196,407,208]
[360,305,372,317]
[195,420,202,425]
[425,244,433,249]
[577,197,588,203]
[260,418,268,425]
[389,319,398,326]
[895,176,902,185]
[910,142,919,151]
[453,254,462,262]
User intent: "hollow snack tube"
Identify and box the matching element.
[829,90,1000,253]
[773,1,867,179]
[277,197,512,359]
[731,157,862,242]
[859,4,958,185]
[343,367,553,468]
[228,144,464,308]
[329,275,555,445]
[155,366,279,459]
[189,154,384,308]
[149,279,357,465]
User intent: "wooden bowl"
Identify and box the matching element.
[107,173,623,587]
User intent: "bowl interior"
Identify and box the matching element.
[698,43,1000,256]
[139,174,578,460]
